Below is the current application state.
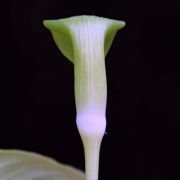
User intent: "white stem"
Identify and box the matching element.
[76,111,106,180]
[81,132,103,180]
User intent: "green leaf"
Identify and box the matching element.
[0,149,85,180]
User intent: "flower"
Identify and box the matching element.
[43,15,125,180]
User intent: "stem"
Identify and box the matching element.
[76,111,106,180]
[81,132,103,180]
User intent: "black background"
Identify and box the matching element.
[1,0,180,179]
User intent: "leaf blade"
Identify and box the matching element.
[0,149,85,180]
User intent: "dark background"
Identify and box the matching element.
[1,0,180,179]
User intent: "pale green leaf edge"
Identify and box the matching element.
[0,149,85,180]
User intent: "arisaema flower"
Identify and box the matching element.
[43,15,125,180]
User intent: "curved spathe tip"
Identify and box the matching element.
[43,19,69,35]
[43,20,56,30]
[118,20,126,29]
